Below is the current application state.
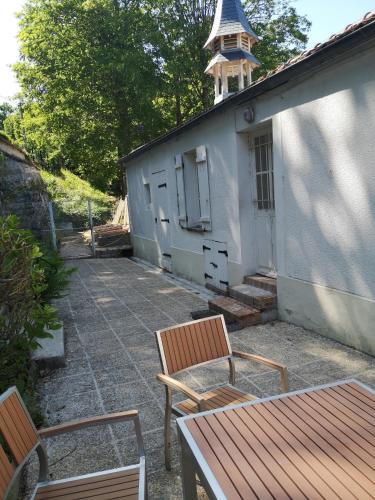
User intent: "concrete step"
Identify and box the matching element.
[95,245,133,258]
[32,324,65,369]
[208,296,261,328]
[96,231,131,247]
[243,275,277,294]
[229,283,276,310]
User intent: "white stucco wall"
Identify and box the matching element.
[126,42,375,354]
[236,46,375,353]
[126,106,245,285]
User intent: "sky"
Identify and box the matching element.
[0,0,375,102]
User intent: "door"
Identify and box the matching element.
[203,239,228,292]
[152,170,172,272]
[250,130,276,277]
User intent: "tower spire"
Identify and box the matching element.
[204,0,261,104]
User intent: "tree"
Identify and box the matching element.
[9,0,310,192]
[0,103,13,130]
[13,0,166,190]
[150,0,310,125]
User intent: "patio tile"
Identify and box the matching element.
[44,357,91,380]
[88,350,133,371]
[355,369,375,389]
[106,316,143,330]
[250,371,308,397]
[110,401,165,441]
[93,365,139,387]
[32,258,375,500]
[83,334,123,357]
[148,470,183,500]
[39,372,96,401]
[126,345,162,364]
[290,360,356,386]
[44,390,103,425]
[75,319,109,334]
[188,359,237,388]
[100,381,156,412]
[117,429,179,473]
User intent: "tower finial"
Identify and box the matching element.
[204,0,261,104]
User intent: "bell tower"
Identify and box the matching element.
[204,0,261,104]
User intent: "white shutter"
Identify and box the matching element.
[196,145,211,226]
[175,154,187,223]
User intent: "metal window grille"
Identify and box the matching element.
[254,132,275,210]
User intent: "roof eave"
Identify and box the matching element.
[120,17,375,167]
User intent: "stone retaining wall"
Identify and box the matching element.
[0,135,50,240]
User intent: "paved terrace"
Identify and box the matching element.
[26,258,375,499]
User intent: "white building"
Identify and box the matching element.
[121,4,375,356]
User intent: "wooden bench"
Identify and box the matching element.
[0,387,147,499]
[155,314,288,470]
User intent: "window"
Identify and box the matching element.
[241,34,250,52]
[223,34,238,50]
[213,38,221,53]
[144,182,151,207]
[254,132,274,210]
[175,146,211,230]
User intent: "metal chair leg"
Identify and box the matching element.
[164,386,172,471]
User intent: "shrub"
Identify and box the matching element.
[0,215,73,422]
[40,168,114,227]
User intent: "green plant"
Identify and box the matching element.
[0,215,74,422]
[39,247,75,303]
[40,168,114,227]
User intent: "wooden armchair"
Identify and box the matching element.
[0,387,147,499]
[155,315,288,470]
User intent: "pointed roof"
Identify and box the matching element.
[204,0,259,49]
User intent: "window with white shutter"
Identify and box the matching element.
[196,145,211,228]
[175,146,211,232]
[175,154,187,225]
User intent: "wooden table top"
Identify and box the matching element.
[179,380,375,499]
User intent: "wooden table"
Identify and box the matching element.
[177,380,375,499]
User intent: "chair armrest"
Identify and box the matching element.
[38,410,139,438]
[232,351,289,392]
[157,373,208,410]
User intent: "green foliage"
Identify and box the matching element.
[0,215,73,422]
[40,168,114,226]
[5,0,310,190]
[0,102,13,130]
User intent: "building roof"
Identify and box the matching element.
[121,10,375,166]
[205,49,261,74]
[204,0,259,49]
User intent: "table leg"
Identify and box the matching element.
[179,431,198,500]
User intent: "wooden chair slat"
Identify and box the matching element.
[35,468,140,500]
[216,317,230,354]
[0,444,15,497]
[0,407,25,464]
[157,316,230,374]
[174,385,256,415]
[7,392,37,449]
[36,471,139,496]
[0,390,38,465]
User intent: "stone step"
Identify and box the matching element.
[208,296,261,329]
[95,245,133,258]
[229,283,277,310]
[243,275,277,294]
[96,233,131,248]
[32,324,65,369]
